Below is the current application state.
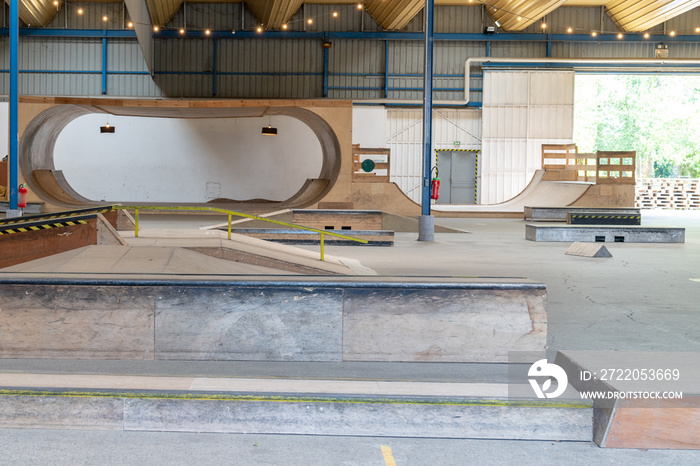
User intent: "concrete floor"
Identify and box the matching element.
[1,209,699,463]
[311,210,700,353]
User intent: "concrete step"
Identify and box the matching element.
[0,370,593,441]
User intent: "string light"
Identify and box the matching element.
[333,11,338,18]
[669,31,676,36]
[205,29,211,35]
[77,8,83,15]
[153,25,159,32]
[179,28,185,34]
[567,27,572,33]
[127,21,133,28]
[282,24,288,30]
[102,15,108,22]
[696,27,700,33]
[591,31,597,37]
[53,1,58,6]
[307,18,313,25]
[617,33,623,39]
[541,22,546,29]
[256,26,263,33]
[357,3,363,9]
[643,32,650,38]
[517,16,522,21]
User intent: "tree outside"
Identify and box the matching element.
[574,74,700,178]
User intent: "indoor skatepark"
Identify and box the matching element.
[2,0,700,463]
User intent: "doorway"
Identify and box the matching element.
[435,150,478,205]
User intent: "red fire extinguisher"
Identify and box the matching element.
[18,183,28,208]
[430,178,441,200]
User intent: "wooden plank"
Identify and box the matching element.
[605,397,700,449]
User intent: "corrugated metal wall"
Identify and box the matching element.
[2,4,700,97]
[386,108,482,203]
[481,70,574,204]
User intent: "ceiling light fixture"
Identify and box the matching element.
[153,26,159,32]
[100,123,115,134]
[643,32,650,38]
[205,29,211,35]
[77,8,83,15]
[357,4,363,10]
[591,31,597,37]
[127,21,133,28]
[669,31,676,36]
[541,22,547,29]
[307,18,313,25]
[517,16,522,21]
[282,24,287,30]
[333,11,338,18]
[102,15,108,22]
[179,28,185,34]
[617,33,623,39]
[257,26,263,33]
[262,115,277,136]
[567,27,572,33]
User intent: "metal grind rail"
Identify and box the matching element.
[113,205,368,261]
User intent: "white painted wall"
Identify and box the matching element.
[0,102,8,160]
[352,106,387,148]
[386,108,482,203]
[53,114,323,203]
[481,70,575,204]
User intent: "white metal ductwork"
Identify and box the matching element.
[355,57,700,106]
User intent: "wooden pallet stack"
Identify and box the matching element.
[636,178,700,209]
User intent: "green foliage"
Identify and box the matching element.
[574,75,700,177]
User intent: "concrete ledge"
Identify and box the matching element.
[0,391,591,441]
[525,224,685,243]
[0,278,546,363]
[231,228,394,246]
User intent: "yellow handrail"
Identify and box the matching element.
[113,205,368,261]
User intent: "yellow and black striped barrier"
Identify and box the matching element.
[0,218,89,236]
[568,213,641,226]
[0,205,117,227]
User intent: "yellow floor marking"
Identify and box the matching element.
[381,445,397,466]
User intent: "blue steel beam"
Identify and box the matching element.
[8,0,18,212]
[421,0,434,219]
[5,28,700,43]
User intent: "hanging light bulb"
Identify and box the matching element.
[643,32,650,38]
[153,25,159,32]
[591,31,597,37]
[77,8,83,15]
[256,26,263,33]
[617,33,623,39]
[127,21,133,28]
[205,29,211,35]
[102,15,108,22]
[307,18,313,25]
[282,24,288,30]
[669,31,676,36]
[179,28,185,34]
[567,27,573,33]
[333,11,338,18]
[357,3,363,10]
[541,22,547,30]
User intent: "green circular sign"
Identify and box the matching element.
[361,159,375,172]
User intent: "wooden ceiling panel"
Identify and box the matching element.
[365,0,424,30]
[146,0,183,27]
[15,0,59,27]
[606,0,700,31]
[245,0,304,28]
[484,0,569,31]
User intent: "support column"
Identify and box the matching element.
[7,0,20,218]
[418,0,434,242]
